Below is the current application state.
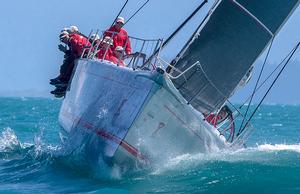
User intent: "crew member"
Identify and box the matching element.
[89,33,101,46]
[104,17,132,55]
[96,36,114,61]
[204,105,232,127]
[50,26,88,85]
[111,46,126,67]
[68,25,89,39]
[50,30,91,96]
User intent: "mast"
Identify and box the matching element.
[167,0,220,72]
[146,0,208,64]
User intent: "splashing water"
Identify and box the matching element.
[0,98,300,193]
[257,143,300,152]
[0,127,21,152]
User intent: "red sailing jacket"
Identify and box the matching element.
[204,111,229,128]
[104,26,132,55]
[204,113,229,128]
[110,55,125,67]
[204,114,220,127]
[69,33,91,58]
[97,48,113,61]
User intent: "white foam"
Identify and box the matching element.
[271,123,283,127]
[0,127,21,151]
[152,143,300,175]
[0,127,61,160]
[207,180,220,185]
[257,143,300,153]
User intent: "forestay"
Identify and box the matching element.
[170,0,300,113]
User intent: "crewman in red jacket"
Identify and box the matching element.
[110,46,126,67]
[104,17,132,55]
[68,33,90,58]
[96,36,114,61]
[203,105,232,127]
[50,30,91,96]
[89,33,101,46]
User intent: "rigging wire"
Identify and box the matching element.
[109,0,129,28]
[239,46,297,108]
[232,42,300,145]
[97,0,149,57]
[147,0,209,65]
[161,0,208,53]
[237,37,274,135]
[167,0,220,71]
[237,41,300,137]
[123,0,150,26]
[96,0,129,49]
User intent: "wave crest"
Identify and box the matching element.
[0,127,22,152]
[257,143,300,153]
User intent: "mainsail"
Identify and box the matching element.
[170,0,300,113]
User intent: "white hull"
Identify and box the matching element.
[59,59,226,166]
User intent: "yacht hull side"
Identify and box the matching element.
[59,59,226,166]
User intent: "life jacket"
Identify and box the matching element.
[104,26,132,55]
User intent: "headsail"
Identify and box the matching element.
[169,0,300,113]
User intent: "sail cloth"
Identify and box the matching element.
[170,0,300,113]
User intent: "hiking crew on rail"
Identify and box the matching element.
[50,17,131,97]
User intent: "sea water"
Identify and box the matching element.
[0,97,299,194]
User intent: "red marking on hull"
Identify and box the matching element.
[164,105,204,142]
[61,111,148,161]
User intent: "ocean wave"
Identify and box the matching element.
[257,143,300,153]
[0,127,60,160]
[0,127,22,152]
[152,143,300,175]
[1,126,300,182]
[0,127,124,180]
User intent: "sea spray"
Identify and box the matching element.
[0,127,21,152]
[0,98,300,193]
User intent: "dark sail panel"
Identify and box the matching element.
[170,0,299,113]
[237,0,299,34]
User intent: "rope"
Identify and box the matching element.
[237,37,274,135]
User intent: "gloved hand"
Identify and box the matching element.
[58,44,68,53]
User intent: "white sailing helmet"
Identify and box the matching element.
[61,27,69,32]
[59,30,69,39]
[90,34,100,41]
[102,36,113,45]
[116,16,125,24]
[69,25,79,33]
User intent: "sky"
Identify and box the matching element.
[0,0,299,104]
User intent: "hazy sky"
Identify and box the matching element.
[0,0,299,103]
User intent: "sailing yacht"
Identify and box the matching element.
[58,0,300,166]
